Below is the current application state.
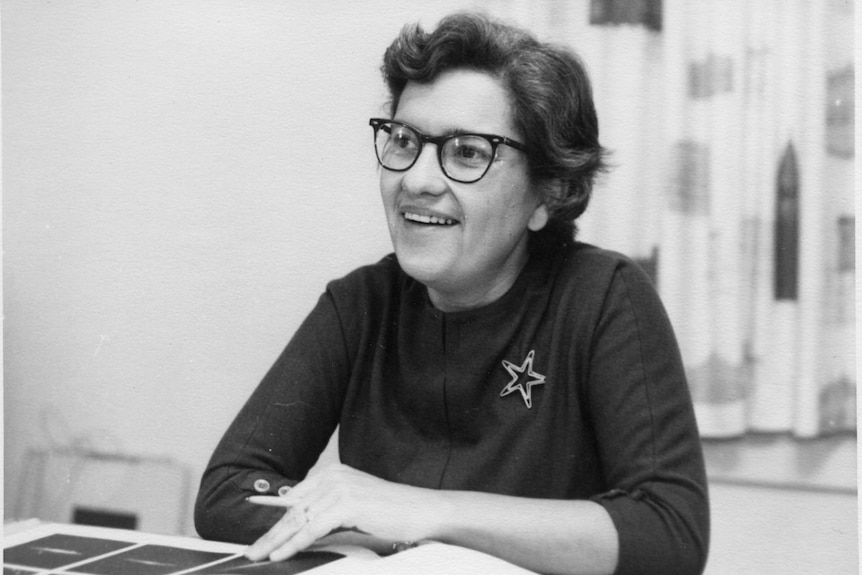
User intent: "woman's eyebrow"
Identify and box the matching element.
[392,117,486,137]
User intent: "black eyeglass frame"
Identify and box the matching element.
[368,118,528,184]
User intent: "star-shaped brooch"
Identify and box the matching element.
[499,349,546,409]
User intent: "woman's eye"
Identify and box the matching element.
[389,129,417,153]
[393,134,413,148]
[451,141,491,164]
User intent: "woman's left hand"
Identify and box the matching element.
[244,463,433,562]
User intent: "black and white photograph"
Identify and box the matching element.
[3,1,856,574]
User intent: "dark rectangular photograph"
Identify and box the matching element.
[4,534,136,570]
[67,545,232,575]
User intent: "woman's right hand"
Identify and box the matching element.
[244,463,439,562]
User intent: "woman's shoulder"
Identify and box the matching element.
[547,241,657,299]
[536,242,669,339]
[556,241,644,277]
[324,253,408,302]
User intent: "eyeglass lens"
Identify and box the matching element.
[374,121,496,183]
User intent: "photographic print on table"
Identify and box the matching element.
[4,567,42,575]
[65,545,233,575]
[4,534,136,570]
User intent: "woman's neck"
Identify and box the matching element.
[426,252,530,313]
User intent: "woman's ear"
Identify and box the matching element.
[528,179,565,232]
[528,203,549,232]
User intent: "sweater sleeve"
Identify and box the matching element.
[194,290,350,544]
[586,260,710,575]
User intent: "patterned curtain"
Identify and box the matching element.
[496,0,855,438]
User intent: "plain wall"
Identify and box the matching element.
[3,1,856,573]
[3,0,466,517]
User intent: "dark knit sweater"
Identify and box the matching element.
[195,242,709,575]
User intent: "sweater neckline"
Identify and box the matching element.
[404,248,554,323]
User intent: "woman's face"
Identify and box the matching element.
[380,69,548,312]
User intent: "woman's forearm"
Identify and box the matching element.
[415,489,619,575]
[243,465,618,574]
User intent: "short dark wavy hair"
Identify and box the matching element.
[381,11,609,247]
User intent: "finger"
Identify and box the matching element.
[245,505,310,561]
[246,509,305,561]
[247,494,303,507]
[268,505,340,562]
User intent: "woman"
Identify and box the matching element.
[195,12,709,575]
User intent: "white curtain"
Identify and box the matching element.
[493,0,855,438]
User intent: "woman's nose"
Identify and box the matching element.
[401,144,448,195]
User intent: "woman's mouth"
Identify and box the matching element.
[403,211,458,226]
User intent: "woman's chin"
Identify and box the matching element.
[394,249,454,287]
